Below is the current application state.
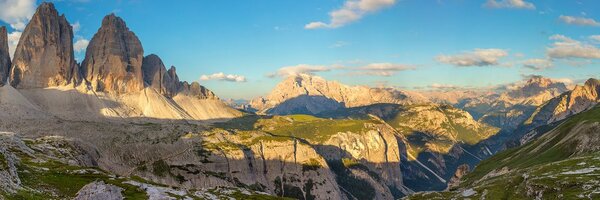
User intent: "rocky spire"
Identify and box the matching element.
[81,13,144,94]
[141,54,180,97]
[0,26,10,86]
[9,2,79,89]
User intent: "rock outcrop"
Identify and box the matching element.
[141,54,179,97]
[9,2,79,89]
[250,74,428,115]
[0,26,10,86]
[74,181,124,200]
[141,54,216,99]
[81,14,144,94]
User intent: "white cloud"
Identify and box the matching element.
[351,63,415,76]
[73,38,89,53]
[200,72,247,82]
[547,34,600,59]
[330,41,350,48]
[270,64,330,77]
[7,31,21,59]
[484,0,535,10]
[429,83,460,90]
[522,58,553,70]
[0,0,36,31]
[305,0,396,29]
[436,48,509,67]
[71,21,81,33]
[559,15,600,27]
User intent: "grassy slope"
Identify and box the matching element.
[462,106,600,185]
[405,106,600,200]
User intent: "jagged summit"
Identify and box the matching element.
[9,2,79,89]
[505,75,568,100]
[250,74,427,115]
[81,13,144,94]
[0,26,9,86]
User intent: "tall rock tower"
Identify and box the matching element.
[9,2,79,88]
[81,14,144,94]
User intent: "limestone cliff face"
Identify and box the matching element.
[9,2,79,89]
[0,26,10,86]
[81,14,144,94]
[250,74,428,115]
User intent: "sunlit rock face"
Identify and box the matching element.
[250,73,428,115]
[9,2,79,89]
[0,26,10,86]
[81,14,144,94]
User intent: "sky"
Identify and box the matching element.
[1,0,599,99]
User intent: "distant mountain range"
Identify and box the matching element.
[0,2,599,200]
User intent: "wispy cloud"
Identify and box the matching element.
[522,58,553,70]
[71,21,81,33]
[547,34,600,59]
[559,15,600,27]
[268,64,330,77]
[330,41,350,48]
[436,48,509,67]
[484,0,535,10]
[200,72,247,82]
[73,38,89,53]
[590,35,600,43]
[428,83,461,90]
[305,0,396,29]
[347,63,415,76]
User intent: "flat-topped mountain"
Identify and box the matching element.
[250,74,428,115]
[9,2,79,89]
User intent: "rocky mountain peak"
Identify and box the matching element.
[504,76,568,100]
[0,26,10,86]
[584,78,600,89]
[525,75,553,87]
[251,74,427,114]
[9,2,79,89]
[81,13,144,94]
[141,54,181,97]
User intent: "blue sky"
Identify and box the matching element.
[1,0,599,99]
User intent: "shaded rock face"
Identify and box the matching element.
[81,14,144,94]
[141,54,180,97]
[0,26,10,86]
[179,81,217,99]
[9,3,79,89]
[141,54,217,99]
[447,164,469,190]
